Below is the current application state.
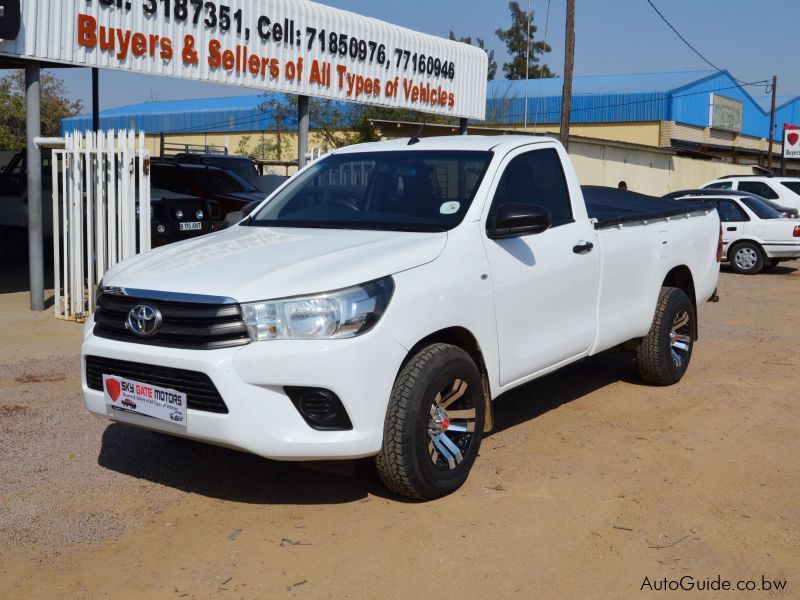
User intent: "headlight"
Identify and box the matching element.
[241,277,394,341]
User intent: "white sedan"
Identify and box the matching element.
[671,191,800,274]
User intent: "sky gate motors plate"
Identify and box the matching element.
[103,374,187,427]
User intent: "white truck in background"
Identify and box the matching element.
[82,136,722,499]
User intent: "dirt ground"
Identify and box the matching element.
[1,261,798,599]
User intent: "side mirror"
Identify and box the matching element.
[222,211,246,229]
[487,203,551,239]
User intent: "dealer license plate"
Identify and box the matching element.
[103,374,187,427]
[179,221,202,231]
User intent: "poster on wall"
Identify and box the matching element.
[0,0,488,119]
[708,94,743,133]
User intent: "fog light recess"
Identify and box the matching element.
[285,387,353,431]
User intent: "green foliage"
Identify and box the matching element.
[495,1,554,80]
[0,70,84,150]
[255,93,456,154]
[252,96,291,159]
[448,32,497,81]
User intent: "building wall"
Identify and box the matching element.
[500,122,662,147]
[568,139,753,195]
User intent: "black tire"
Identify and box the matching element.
[636,287,695,386]
[375,343,485,500]
[728,241,764,275]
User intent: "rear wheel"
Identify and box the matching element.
[729,241,764,275]
[375,344,484,500]
[636,287,694,386]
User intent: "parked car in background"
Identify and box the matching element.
[83,136,721,499]
[173,153,259,183]
[148,189,224,248]
[0,150,55,233]
[668,190,800,274]
[172,153,287,196]
[703,175,800,212]
[665,188,798,218]
[150,161,265,218]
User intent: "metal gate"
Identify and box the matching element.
[51,130,151,321]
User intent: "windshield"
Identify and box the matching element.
[248,150,492,232]
[196,168,259,194]
[741,196,782,219]
[780,181,800,195]
[205,157,259,183]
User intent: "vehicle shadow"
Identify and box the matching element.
[720,263,798,276]
[98,351,642,504]
[489,350,640,436]
[97,423,397,504]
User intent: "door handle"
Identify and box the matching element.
[726,227,737,231]
[572,241,594,254]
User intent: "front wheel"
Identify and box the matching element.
[636,287,695,386]
[375,344,485,500]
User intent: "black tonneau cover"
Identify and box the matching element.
[582,186,715,229]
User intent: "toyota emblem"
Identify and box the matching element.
[126,304,163,337]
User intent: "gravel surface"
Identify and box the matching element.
[1,264,798,598]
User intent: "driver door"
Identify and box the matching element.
[482,145,600,387]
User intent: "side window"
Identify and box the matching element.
[491,148,573,227]
[705,181,732,190]
[737,181,779,200]
[716,199,748,222]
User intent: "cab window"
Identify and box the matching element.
[491,148,573,228]
[717,199,748,222]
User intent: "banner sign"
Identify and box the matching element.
[784,125,800,159]
[0,0,488,119]
[708,93,743,133]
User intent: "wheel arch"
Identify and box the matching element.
[400,326,494,433]
[662,265,698,341]
[727,238,764,262]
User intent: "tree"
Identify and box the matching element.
[254,93,457,156]
[495,1,554,80]
[0,70,83,149]
[449,32,497,81]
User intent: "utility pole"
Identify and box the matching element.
[524,0,531,129]
[559,0,575,150]
[766,75,777,172]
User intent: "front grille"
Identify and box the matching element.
[86,355,228,414]
[94,293,250,350]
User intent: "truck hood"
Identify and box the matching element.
[103,225,447,301]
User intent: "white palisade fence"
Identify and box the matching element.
[52,130,151,321]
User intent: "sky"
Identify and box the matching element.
[11,0,799,111]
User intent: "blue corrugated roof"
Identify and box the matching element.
[62,69,800,140]
[487,69,717,97]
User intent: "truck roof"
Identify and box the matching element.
[334,135,556,154]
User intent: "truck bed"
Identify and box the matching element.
[582,186,715,229]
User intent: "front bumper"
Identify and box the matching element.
[80,316,407,460]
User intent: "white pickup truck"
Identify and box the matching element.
[82,136,722,499]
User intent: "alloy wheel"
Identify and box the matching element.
[427,378,478,470]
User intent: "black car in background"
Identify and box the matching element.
[147,188,224,248]
[172,153,289,196]
[150,161,265,218]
